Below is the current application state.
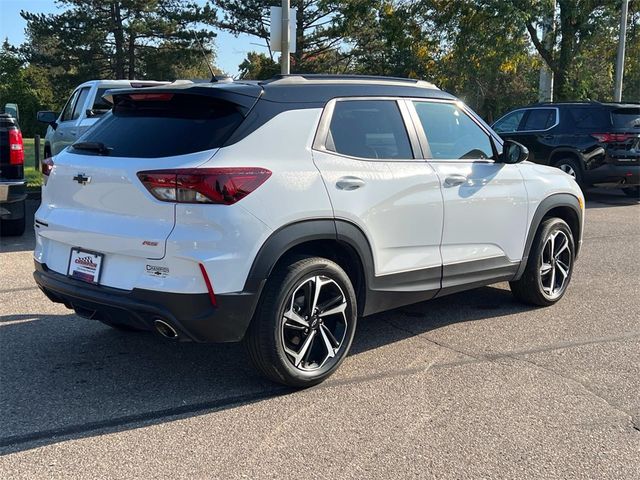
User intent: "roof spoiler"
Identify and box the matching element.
[103,81,263,116]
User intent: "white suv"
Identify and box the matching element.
[33,75,584,387]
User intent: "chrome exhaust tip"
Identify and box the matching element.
[154,319,178,340]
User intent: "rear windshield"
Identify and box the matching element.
[611,108,640,129]
[71,93,244,158]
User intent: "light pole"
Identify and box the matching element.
[538,0,556,102]
[281,0,290,75]
[614,0,629,102]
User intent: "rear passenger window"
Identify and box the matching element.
[413,101,493,160]
[522,109,556,131]
[71,87,91,120]
[326,100,413,159]
[61,89,80,122]
[569,108,610,130]
[493,110,525,133]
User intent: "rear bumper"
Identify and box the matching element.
[33,261,262,343]
[0,180,26,219]
[585,163,640,187]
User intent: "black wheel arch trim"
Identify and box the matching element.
[549,148,585,167]
[514,193,583,280]
[244,218,441,317]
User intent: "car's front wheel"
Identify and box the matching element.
[245,256,357,387]
[510,217,575,306]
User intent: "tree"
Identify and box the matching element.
[330,1,437,77]
[238,51,279,79]
[420,0,541,120]
[0,41,55,137]
[506,0,628,100]
[211,0,345,73]
[21,0,219,89]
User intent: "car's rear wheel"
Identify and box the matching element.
[621,186,640,198]
[245,256,357,387]
[555,158,584,188]
[510,217,575,306]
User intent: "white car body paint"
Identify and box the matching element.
[34,84,584,301]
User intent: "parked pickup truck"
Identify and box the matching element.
[37,79,167,157]
[0,113,26,236]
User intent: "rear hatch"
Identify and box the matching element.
[36,83,261,265]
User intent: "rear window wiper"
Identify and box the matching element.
[71,141,112,155]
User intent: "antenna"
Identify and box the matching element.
[192,31,217,81]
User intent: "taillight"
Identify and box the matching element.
[591,133,635,143]
[42,157,54,176]
[137,168,272,205]
[8,129,24,165]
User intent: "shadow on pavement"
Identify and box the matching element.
[1,189,636,454]
[584,188,639,209]
[0,285,529,454]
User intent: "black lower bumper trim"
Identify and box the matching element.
[585,163,639,186]
[33,261,260,343]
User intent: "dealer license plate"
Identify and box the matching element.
[68,248,104,284]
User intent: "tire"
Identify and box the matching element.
[621,186,640,198]
[0,207,26,237]
[554,158,584,188]
[98,319,145,332]
[245,256,358,388]
[510,217,575,307]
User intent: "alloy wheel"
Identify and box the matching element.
[559,164,577,178]
[539,230,572,299]
[280,275,348,371]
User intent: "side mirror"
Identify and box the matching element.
[37,111,58,130]
[500,140,529,164]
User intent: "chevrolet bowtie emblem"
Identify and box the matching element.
[73,173,91,185]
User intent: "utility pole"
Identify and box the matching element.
[538,0,555,102]
[614,0,629,102]
[281,0,290,75]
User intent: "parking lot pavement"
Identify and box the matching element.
[0,190,638,479]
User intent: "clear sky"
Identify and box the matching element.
[0,0,265,76]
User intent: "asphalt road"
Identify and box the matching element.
[1,190,639,479]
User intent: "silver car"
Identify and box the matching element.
[37,79,167,157]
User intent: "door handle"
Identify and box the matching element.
[444,174,468,187]
[336,176,365,191]
[70,131,77,136]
